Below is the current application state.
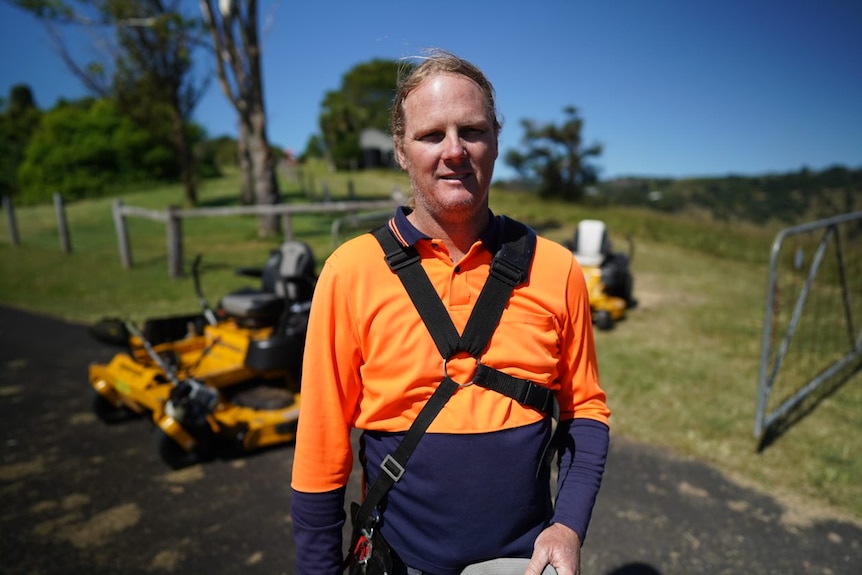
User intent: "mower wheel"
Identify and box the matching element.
[153,427,215,470]
[92,390,138,424]
[593,310,615,331]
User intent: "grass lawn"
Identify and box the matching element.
[1,165,859,526]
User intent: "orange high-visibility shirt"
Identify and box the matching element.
[291,214,609,493]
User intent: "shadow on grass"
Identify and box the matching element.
[757,359,862,452]
[196,195,242,208]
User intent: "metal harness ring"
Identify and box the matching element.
[442,357,475,388]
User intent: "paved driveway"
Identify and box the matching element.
[1,305,859,574]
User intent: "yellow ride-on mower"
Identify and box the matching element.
[569,219,636,330]
[88,241,317,468]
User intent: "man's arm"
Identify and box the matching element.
[290,487,347,574]
[528,418,609,574]
[553,418,610,540]
[290,255,360,573]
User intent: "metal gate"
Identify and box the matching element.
[755,211,862,445]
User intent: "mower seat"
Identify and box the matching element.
[221,240,316,327]
[572,219,611,268]
[220,289,284,323]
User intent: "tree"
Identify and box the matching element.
[299,133,325,162]
[504,106,602,201]
[199,0,280,236]
[11,0,208,205]
[0,85,42,196]
[16,97,174,203]
[319,58,401,170]
[110,1,208,205]
[201,134,239,167]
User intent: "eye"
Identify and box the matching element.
[418,131,444,143]
[460,127,487,141]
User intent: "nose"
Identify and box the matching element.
[441,131,466,160]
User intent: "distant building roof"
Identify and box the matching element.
[360,129,394,152]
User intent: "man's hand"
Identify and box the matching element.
[524,523,581,575]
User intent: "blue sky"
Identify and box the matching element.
[1,0,860,180]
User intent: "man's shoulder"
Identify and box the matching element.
[326,227,389,271]
[494,215,575,274]
[535,234,576,266]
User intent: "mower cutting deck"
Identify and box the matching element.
[88,240,316,468]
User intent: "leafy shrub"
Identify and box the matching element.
[16,98,176,204]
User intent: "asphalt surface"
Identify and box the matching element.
[1,304,860,575]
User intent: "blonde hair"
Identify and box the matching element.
[391,49,502,149]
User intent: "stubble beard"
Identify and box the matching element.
[408,174,490,227]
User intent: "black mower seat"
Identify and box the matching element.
[220,288,285,322]
[219,240,316,327]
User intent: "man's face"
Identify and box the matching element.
[396,72,498,224]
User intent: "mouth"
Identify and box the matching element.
[439,172,471,182]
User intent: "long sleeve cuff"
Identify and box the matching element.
[553,418,610,542]
[290,487,347,574]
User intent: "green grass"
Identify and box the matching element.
[1,166,859,525]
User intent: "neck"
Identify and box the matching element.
[408,209,490,263]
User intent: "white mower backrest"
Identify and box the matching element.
[573,219,610,267]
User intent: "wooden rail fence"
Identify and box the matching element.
[112,198,400,278]
[2,193,73,253]
[2,194,402,278]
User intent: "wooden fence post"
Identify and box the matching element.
[297,170,306,196]
[281,213,294,241]
[53,193,72,253]
[308,175,316,200]
[2,195,20,246]
[113,199,133,268]
[166,205,183,279]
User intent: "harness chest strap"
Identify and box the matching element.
[352,219,559,532]
[372,218,556,410]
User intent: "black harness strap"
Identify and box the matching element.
[354,218,554,533]
[459,216,533,356]
[473,364,557,416]
[354,375,459,540]
[377,239,461,359]
[373,218,555,413]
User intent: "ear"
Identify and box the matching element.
[395,141,408,170]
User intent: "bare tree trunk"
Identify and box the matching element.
[172,105,198,205]
[237,119,253,205]
[199,0,280,236]
[247,108,280,235]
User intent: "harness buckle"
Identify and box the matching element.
[380,454,406,482]
[384,247,420,272]
[522,382,554,413]
[489,257,525,287]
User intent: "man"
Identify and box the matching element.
[291,50,610,575]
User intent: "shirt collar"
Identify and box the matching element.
[392,206,502,253]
